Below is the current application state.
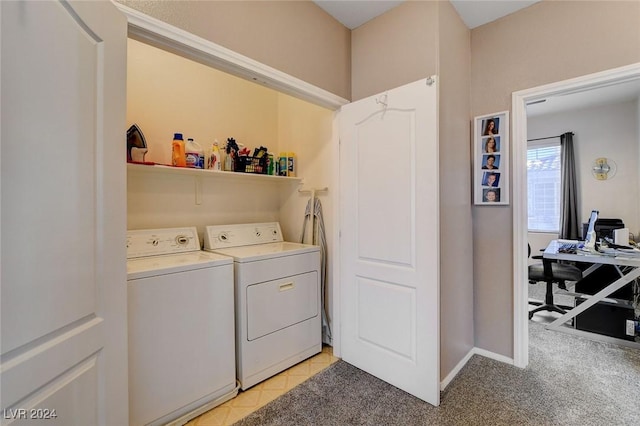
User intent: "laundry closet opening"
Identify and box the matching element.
[125,36,339,342]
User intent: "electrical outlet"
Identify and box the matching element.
[626,320,635,336]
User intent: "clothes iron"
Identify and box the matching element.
[127,124,149,163]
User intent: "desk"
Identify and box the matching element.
[542,240,640,348]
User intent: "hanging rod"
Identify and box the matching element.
[298,186,328,194]
[527,132,573,142]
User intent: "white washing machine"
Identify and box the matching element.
[204,222,321,390]
[127,227,237,426]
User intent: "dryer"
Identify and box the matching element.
[204,222,321,390]
[127,227,236,426]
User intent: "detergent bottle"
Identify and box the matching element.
[278,152,288,176]
[185,138,204,169]
[171,133,186,167]
[220,140,228,171]
[208,140,221,171]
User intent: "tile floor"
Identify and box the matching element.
[187,346,338,426]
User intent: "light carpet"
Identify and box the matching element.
[234,323,640,425]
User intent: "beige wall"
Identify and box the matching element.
[118,0,351,100]
[127,39,333,250]
[471,0,640,357]
[127,39,279,166]
[351,1,438,101]
[277,96,336,338]
[437,1,474,380]
[352,1,475,381]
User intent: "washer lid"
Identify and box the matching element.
[208,241,319,262]
[127,251,232,280]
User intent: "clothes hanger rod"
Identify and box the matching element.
[298,186,328,193]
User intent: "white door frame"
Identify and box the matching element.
[511,62,640,368]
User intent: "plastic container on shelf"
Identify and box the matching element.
[287,152,296,177]
[278,152,288,177]
[171,133,186,167]
[267,152,275,175]
[185,138,204,169]
[208,140,221,171]
[219,141,228,171]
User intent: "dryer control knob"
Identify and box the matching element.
[219,232,229,242]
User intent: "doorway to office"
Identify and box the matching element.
[511,62,640,368]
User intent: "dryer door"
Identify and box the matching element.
[246,271,319,341]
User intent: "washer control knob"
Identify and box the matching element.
[256,231,262,238]
[219,232,229,242]
[151,239,159,246]
[175,235,189,246]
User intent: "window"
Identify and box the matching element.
[527,143,561,232]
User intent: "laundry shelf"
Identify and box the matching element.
[127,163,303,184]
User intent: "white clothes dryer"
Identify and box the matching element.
[204,222,321,390]
[127,227,236,426]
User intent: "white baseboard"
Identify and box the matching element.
[472,347,514,365]
[440,347,515,391]
[440,348,475,390]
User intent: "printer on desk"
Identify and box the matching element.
[582,218,625,242]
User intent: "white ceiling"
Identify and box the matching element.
[312,0,541,30]
[312,1,404,30]
[450,0,541,29]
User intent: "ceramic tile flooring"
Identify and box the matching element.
[187,346,338,426]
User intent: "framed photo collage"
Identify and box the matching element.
[474,111,509,205]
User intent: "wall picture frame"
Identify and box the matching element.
[474,111,509,205]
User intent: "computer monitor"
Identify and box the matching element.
[583,210,599,251]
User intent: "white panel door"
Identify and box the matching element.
[1,1,128,424]
[339,78,440,405]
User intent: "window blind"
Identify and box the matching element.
[527,143,561,232]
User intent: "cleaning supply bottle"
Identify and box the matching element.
[171,133,186,167]
[287,152,296,177]
[198,144,205,169]
[278,152,288,176]
[220,140,228,171]
[267,152,275,175]
[209,140,221,171]
[185,138,204,169]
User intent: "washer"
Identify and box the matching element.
[204,222,321,390]
[127,227,236,426]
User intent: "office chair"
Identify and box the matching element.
[528,244,583,319]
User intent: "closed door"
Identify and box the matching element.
[339,78,440,405]
[1,1,127,424]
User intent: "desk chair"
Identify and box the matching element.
[528,244,583,320]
